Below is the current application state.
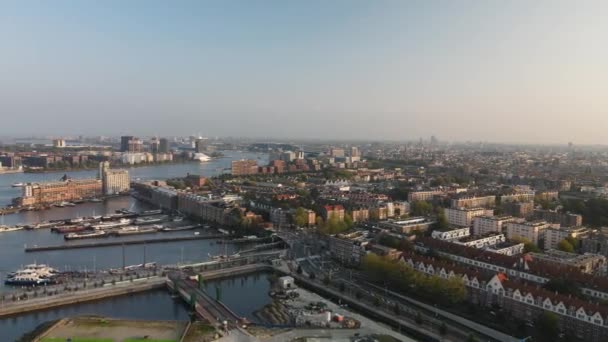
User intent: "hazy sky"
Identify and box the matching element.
[1,1,607,143]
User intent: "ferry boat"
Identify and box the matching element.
[64,230,107,240]
[135,215,168,225]
[5,264,59,286]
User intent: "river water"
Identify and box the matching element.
[0,151,267,207]
[1,272,273,341]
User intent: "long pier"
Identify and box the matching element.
[0,277,166,318]
[25,234,228,252]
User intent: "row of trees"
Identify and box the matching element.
[563,198,608,227]
[361,253,467,306]
[317,214,354,234]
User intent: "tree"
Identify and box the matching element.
[512,237,541,253]
[294,207,309,227]
[535,312,559,342]
[323,275,331,286]
[466,334,478,342]
[309,272,316,280]
[557,239,575,253]
[411,201,433,217]
[355,291,362,299]
[339,282,346,293]
[415,312,423,325]
[296,266,303,275]
[435,213,449,231]
[439,322,447,336]
[344,213,354,230]
[393,303,401,315]
[543,278,581,297]
[373,296,381,307]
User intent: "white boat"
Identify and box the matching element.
[194,231,200,236]
[65,230,107,240]
[193,153,211,162]
[135,215,168,225]
[0,226,23,233]
[11,182,24,188]
[92,218,132,230]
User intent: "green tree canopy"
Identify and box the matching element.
[294,207,309,227]
[411,201,433,216]
[557,239,574,253]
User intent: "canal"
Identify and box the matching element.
[1,272,273,342]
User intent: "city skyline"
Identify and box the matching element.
[2,1,608,144]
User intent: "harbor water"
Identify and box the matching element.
[0,273,273,342]
[0,151,271,340]
[0,151,267,290]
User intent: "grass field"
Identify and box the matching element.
[41,339,113,342]
[39,317,184,342]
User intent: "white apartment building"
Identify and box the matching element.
[431,227,470,241]
[454,232,506,249]
[444,207,490,227]
[505,220,550,245]
[473,215,515,236]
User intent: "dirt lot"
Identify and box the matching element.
[181,322,220,342]
[40,317,187,342]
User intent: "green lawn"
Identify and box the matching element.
[41,339,113,342]
[123,340,176,342]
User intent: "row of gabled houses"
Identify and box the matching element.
[414,237,608,301]
[398,251,608,341]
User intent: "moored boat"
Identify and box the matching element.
[64,230,107,240]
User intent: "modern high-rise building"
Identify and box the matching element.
[159,138,169,153]
[128,138,143,153]
[195,139,206,153]
[120,136,134,152]
[150,138,160,153]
